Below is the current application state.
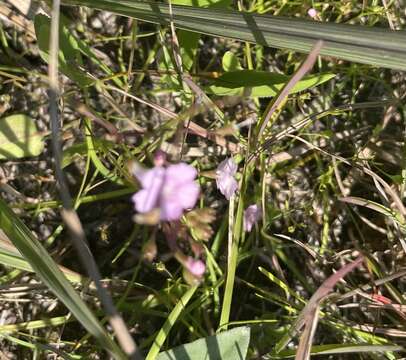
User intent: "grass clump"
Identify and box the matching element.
[0,0,406,359]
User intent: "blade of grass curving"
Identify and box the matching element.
[275,256,364,355]
[145,285,198,360]
[339,196,405,229]
[218,167,246,332]
[256,40,323,142]
[0,198,125,357]
[0,246,88,284]
[62,0,406,70]
[3,334,78,359]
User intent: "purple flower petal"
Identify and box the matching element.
[172,182,200,209]
[215,158,238,200]
[159,181,199,220]
[307,8,317,18]
[132,165,165,189]
[185,257,206,277]
[132,166,165,213]
[132,189,159,213]
[132,162,200,221]
[160,200,184,221]
[217,157,237,176]
[216,174,238,200]
[165,163,197,182]
[243,204,262,232]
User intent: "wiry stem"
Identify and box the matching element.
[47,0,141,358]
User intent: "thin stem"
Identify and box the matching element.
[47,1,141,358]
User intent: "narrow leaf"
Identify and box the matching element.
[275,256,364,354]
[62,0,406,70]
[207,71,335,97]
[34,14,92,87]
[0,199,125,358]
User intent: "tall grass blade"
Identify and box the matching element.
[145,285,198,360]
[63,0,406,70]
[0,198,126,358]
[275,256,364,355]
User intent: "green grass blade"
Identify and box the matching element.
[265,344,404,359]
[0,198,126,358]
[63,0,406,70]
[0,315,72,334]
[145,285,198,360]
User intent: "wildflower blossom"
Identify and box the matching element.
[164,223,206,283]
[216,157,238,200]
[307,8,317,18]
[243,204,262,232]
[184,257,206,277]
[132,162,200,221]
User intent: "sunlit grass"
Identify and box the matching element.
[0,0,405,358]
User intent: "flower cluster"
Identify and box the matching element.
[131,157,205,283]
[131,154,262,284]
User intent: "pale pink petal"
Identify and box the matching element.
[132,167,165,213]
[132,166,165,189]
[243,204,262,232]
[216,157,237,176]
[216,174,238,200]
[185,258,206,277]
[159,200,184,221]
[132,162,200,221]
[132,189,159,213]
[308,8,317,18]
[165,163,197,183]
[176,182,200,209]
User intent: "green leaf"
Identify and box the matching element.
[157,326,251,360]
[174,0,232,71]
[0,199,126,359]
[222,51,243,71]
[207,71,335,97]
[0,114,45,159]
[146,285,198,360]
[177,31,200,71]
[62,0,406,71]
[34,14,93,87]
[62,142,87,169]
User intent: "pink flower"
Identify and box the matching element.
[307,8,317,18]
[184,257,206,277]
[216,157,238,200]
[243,204,262,232]
[132,163,200,221]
